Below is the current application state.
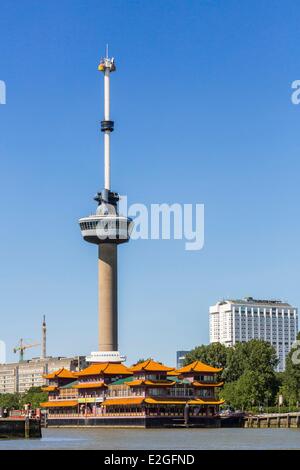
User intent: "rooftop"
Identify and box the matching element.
[77,362,131,377]
[218,297,292,307]
[130,359,174,373]
[74,382,107,389]
[43,368,78,380]
[128,379,176,387]
[176,361,222,374]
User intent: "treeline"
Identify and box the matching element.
[184,334,300,411]
[0,387,47,411]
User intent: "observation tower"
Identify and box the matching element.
[79,49,132,363]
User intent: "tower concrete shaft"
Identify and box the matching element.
[98,244,118,351]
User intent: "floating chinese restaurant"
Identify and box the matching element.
[40,359,224,428]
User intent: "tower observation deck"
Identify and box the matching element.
[79,51,133,363]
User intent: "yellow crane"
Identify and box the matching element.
[13,339,40,363]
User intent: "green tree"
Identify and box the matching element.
[222,344,246,382]
[186,340,279,409]
[20,387,48,409]
[280,333,300,406]
[0,388,48,412]
[184,343,228,371]
[241,340,278,373]
[223,340,278,383]
[0,393,21,410]
[222,369,277,410]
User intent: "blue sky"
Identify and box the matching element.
[0,0,300,366]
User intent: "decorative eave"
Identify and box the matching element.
[144,397,187,405]
[40,400,78,408]
[77,362,131,377]
[188,398,225,405]
[43,368,78,380]
[101,397,225,407]
[167,370,180,376]
[192,381,224,388]
[73,382,107,389]
[129,359,174,374]
[176,361,223,375]
[102,397,144,406]
[128,380,176,387]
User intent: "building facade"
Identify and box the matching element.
[0,356,86,394]
[176,351,190,369]
[209,297,298,371]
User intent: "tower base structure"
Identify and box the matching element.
[86,350,126,363]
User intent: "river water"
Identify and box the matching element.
[0,428,299,450]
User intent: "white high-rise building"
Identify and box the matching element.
[209,297,298,371]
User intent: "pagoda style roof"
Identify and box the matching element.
[145,397,187,405]
[40,400,78,408]
[128,379,176,387]
[176,361,222,374]
[102,397,144,406]
[74,382,107,389]
[130,359,174,373]
[43,368,77,380]
[101,396,225,407]
[188,398,225,405]
[192,381,224,388]
[77,362,131,377]
[167,370,180,376]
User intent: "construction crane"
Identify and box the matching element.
[13,339,40,363]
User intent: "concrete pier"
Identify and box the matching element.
[244,412,300,428]
[0,418,42,438]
